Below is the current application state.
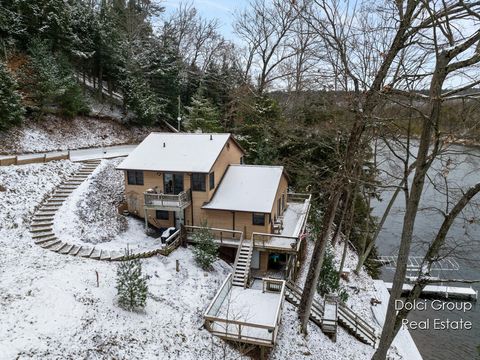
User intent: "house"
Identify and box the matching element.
[117,132,311,280]
[117,132,311,349]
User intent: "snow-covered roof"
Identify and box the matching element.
[203,165,285,213]
[117,133,235,172]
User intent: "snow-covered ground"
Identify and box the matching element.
[0,159,409,359]
[0,160,241,359]
[0,115,165,155]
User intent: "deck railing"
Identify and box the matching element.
[287,192,312,203]
[185,225,243,245]
[204,276,286,347]
[337,301,378,346]
[252,232,299,252]
[205,273,233,317]
[144,190,191,209]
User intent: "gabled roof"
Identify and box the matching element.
[202,165,285,213]
[117,133,242,173]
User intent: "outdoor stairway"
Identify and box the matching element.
[232,237,253,288]
[284,281,378,347]
[29,158,178,262]
[285,281,323,327]
[30,160,102,257]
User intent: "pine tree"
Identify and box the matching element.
[185,88,222,132]
[0,61,24,131]
[192,223,218,270]
[116,251,149,311]
[317,247,348,302]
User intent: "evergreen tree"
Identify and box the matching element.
[116,252,149,311]
[317,247,348,302]
[185,88,222,132]
[192,223,218,270]
[0,61,24,130]
[23,39,88,117]
[122,73,165,125]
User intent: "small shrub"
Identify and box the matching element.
[116,250,149,311]
[192,222,218,270]
[317,247,349,302]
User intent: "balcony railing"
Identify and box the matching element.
[144,190,191,210]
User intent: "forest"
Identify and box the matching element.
[1,1,480,358]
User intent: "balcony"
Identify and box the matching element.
[143,189,191,211]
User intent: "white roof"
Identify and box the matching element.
[117,133,233,172]
[203,165,284,213]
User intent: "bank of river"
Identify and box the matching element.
[372,142,480,360]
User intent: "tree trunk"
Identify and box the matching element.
[298,185,342,333]
[372,54,449,360]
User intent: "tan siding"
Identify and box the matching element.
[271,173,288,222]
[206,138,243,200]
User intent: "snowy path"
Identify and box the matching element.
[1,144,138,166]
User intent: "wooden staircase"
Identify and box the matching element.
[232,236,253,288]
[284,281,378,347]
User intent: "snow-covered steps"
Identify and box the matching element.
[30,160,101,257]
[232,239,253,288]
[29,158,165,262]
[284,280,378,347]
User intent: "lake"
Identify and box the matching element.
[372,141,480,360]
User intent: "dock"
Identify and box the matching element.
[384,282,478,301]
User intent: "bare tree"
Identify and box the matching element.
[373,1,480,357]
[235,0,299,93]
[294,0,421,334]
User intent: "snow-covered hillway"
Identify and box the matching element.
[0,158,404,359]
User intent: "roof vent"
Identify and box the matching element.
[163,142,166,147]
[210,134,213,140]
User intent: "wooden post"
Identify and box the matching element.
[95,270,99,287]
[176,259,180,272]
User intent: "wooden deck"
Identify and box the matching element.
[204,276,286,347]
[384,282,478,301]
[144,190,192,211]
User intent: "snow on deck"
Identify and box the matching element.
[203,165,284,213]
[384,282,478,301]
[117,133,232,172]
[372,280,423,360]
[212,285,282,342]
[265,202,308,249]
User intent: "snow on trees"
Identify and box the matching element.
[116,251,149,311]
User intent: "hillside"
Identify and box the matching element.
[0,115,169,155]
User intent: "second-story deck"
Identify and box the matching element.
[186,192,311,253]
[143,189,192,211]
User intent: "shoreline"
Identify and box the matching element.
[372,280,423,360]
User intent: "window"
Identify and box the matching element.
[164,173,184,194]
[278,198,282,215]
[252,213,265,226]
[192,173,206,191]
[209,172,215,190]
[127,170,144,185]
[156,210,169,220]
